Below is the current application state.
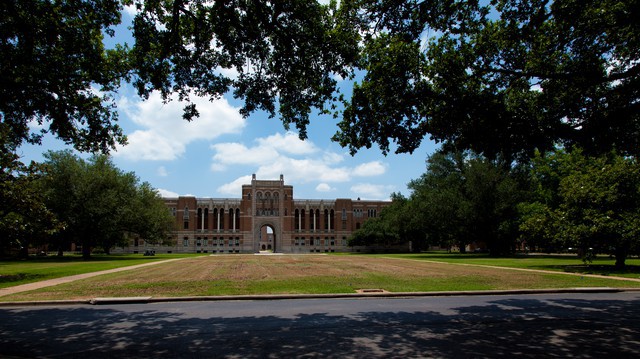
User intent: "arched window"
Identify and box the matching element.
[330,209,335,230]
[197,208,203,230]
[324,209,329,230]
[183,206,189,229]
[204,208,209,229]
[235,208,240,230]
[219,208,225,230]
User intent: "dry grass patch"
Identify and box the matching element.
[3,254,639,302]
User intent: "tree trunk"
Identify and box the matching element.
[614,245,628,269]
[82,240,91,260]
[459,242,466,254]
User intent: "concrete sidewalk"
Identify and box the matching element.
[0,258,187,298]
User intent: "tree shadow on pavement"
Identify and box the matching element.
[0,296,639,358]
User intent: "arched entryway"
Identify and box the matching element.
[256,222,277,253]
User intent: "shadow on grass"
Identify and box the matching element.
[0,273,45,284]
[377,252,640,277]
[551,264,640,276]
[0,253,184,263]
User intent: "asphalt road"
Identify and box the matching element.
[1,292,640,358]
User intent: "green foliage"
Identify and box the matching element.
[405,151,527,255]
[1,1,359,152]
[126,0,358,138]
[39,150,174,259]
[0,0,128,152]
[353,150,527,255]
[0,126,60,257]
[519,148,640,267]
[335,0,640,160]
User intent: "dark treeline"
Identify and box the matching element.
[0,146,174,260]
[351,147,640,269]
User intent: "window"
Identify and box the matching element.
[197,208,203,230]
[204,208,209,230]
[342,208,347,220]
[183,237,189,246]
[183,220,189,230]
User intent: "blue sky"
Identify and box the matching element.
[19,4,440,201]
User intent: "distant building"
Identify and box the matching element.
[119,175,391,254]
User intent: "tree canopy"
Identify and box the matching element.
[1,0,358,153]
[0,0,128,152]
[0,127,59,257]
[519,148,640,268]
[334,0,640,160]
[2,1,636,160]
[351,150,527,255]
[39,150,174,258]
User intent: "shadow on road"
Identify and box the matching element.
[1,296,639,358]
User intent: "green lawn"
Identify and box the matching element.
[0,253,205,289]
[1,254,639,302]
[373,252,640,279]
[2,252,640,302]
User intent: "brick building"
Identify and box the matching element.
[122,175,391,254]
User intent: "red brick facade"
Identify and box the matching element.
[124,175,390,254]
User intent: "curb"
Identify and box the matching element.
[0,287,636,307]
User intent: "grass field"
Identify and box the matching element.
[0,253,205,289]
[1,253,639,302]
[374,252,640,279]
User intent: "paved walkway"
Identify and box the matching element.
[0,258,187,298]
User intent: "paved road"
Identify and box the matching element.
[1,292,640,358]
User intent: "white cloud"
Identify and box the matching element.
[217,175,252,196]
[316,183,335,193]
[157,166,168,177]
[350,183,395,200]
[157,188,179,198]
[114,92,245,161]
[122,4,139,18]
[213,132,390,197]
[352,161,387,177]
[256,132,317,155]
[323,152,344,165]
